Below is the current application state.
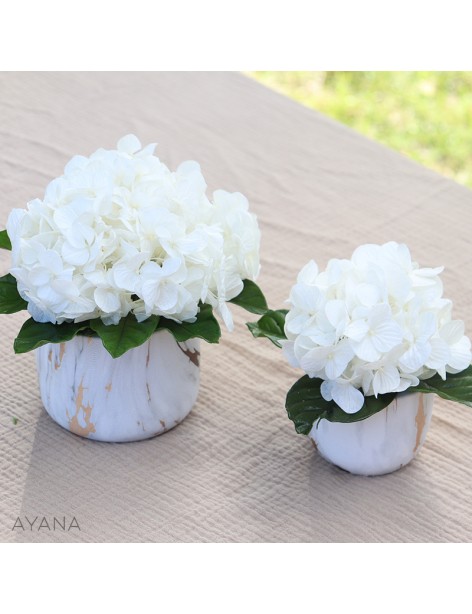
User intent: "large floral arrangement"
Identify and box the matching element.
[0,135,267,356]
[248,242,472,433]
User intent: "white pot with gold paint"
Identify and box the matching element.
[309,392,434,476]
[35,330,200,442]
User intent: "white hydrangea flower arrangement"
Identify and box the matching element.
[248,242,472,434]
[0,135,267,357]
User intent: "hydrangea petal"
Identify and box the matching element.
[117,134,142,154]
[372,365,400,396]
[300,346,330,377]
[297,260,318,285]
[440,320,465,345]
[325,299,348,332]
[156,283,179,312]
[447,336,472,371]
[345,319,369,342]
[426,337,451,379]
[281,340,299,368]
[320,379,333,401]
[371,320,403,353]
[289,283,322,313]
[352,337,380,362]
[399,342,431,373]
[94,287,121,313]
[331,382,365,414]
[355,283,380,307]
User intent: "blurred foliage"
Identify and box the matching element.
[250,72,472,189]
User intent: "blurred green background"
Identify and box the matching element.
[250,72,472,189]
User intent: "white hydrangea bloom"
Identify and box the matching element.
[7,135,261,329]
[283,242,471,414]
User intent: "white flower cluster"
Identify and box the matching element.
[283,242,471,414]
[7,135,260,329]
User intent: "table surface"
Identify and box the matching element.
[1,72,471,542]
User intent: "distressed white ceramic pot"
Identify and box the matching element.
[309,392,434,476]
[35,330,200,442]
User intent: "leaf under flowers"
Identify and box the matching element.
[285,375,333,434]
[411,365,472,407]
[246,309,288,347]
[14,318,90,354]
[0,273,28,313]
[11,303,222,356]
[0,229,11,250]
[285,375,396,434]
[325,389,396,423]
[158,303,221,344]
[229,279,268,315]
[90,314,159,358]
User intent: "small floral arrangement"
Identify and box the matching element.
[0,135,267,356]
[249,242,472,433]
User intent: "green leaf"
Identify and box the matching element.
[285,375,396,434]
[0,273,27,313]
[229,279,268,315]
[412,365,472,407]
[158,303,221,344]
[90,314,159,358]
[285,375,333,434]
[0,229,11,250]
[247,309,288,347]
[14,318,89,354]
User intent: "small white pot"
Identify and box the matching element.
[35,330,200,442]
[309,392,434,476]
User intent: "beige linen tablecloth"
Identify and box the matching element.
[1,72,471,542]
